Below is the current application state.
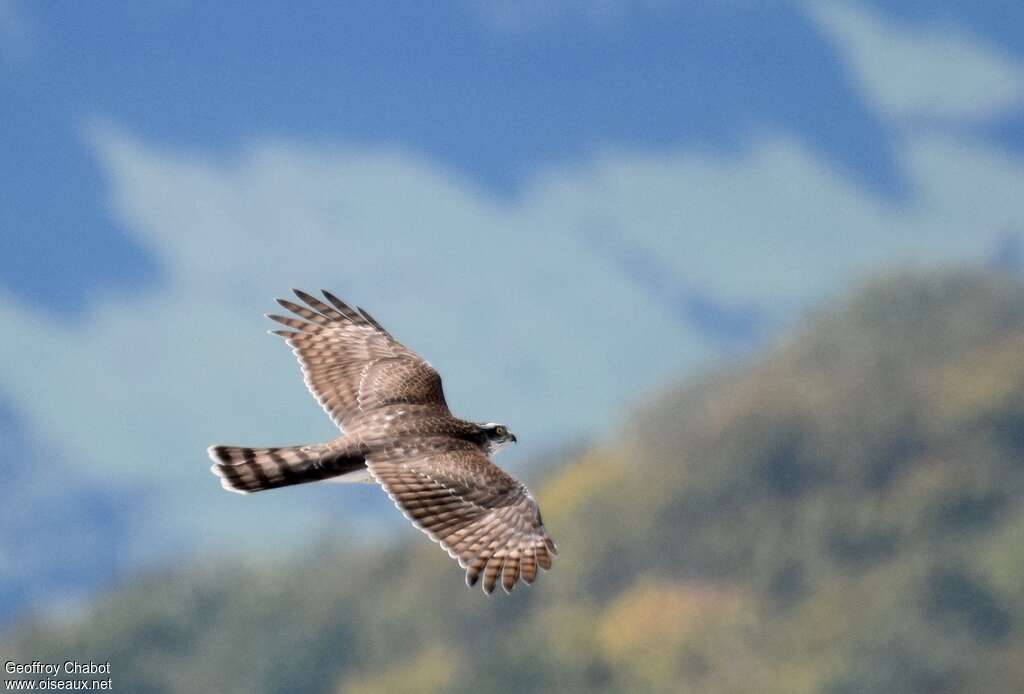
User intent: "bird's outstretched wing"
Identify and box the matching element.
[367,438,557,594]
[267,290,449,430]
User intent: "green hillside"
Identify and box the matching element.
[6,267,1024,693]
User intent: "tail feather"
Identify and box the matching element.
[208,444,367,493]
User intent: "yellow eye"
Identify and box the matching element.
[495,426,507,437]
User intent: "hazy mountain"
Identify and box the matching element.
[5,267,1024,693]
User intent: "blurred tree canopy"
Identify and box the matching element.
[5,267,1024,693]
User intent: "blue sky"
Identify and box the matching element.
[2,0,1024,620]
[9,0,1020,314]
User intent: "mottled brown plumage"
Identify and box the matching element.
[208,289,556,594]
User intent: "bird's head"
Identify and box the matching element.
[480,422,517,455]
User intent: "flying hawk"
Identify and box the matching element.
[208,290,557,594]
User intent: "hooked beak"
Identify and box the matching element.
[510,433,517,444]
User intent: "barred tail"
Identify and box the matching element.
[208,443,367,493]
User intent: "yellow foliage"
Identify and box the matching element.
[596,579,749,690]
[339,644,459,694]
[935,331,1024,424]
[539,449,629,524]
[535,603,604,669]
[976,506,1024,597]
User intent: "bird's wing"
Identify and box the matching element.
[268,290,449,430]
[367,437,557,594]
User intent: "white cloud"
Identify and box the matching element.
[807,1,1024,123]
[0,125,712,555]
[1,116,1021,558]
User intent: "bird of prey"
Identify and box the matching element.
[208,290,557,594]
